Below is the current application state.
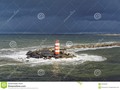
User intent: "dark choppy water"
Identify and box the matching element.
[0,34,120,81]
[0,34,120,49]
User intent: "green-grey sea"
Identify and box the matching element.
[0,34,120,81]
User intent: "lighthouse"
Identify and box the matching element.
[54,40,60,55]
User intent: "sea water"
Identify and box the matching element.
[0,34,120,81]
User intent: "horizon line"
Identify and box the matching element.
[0,32,120,35]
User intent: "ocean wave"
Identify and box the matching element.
[0,50,107,66]
[0,63,18,67]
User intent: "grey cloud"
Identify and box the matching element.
[0,0,120,34]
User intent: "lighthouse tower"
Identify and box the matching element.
[54,40,60,55]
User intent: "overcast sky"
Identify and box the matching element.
[0,0,120,34]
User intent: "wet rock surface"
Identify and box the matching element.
[26,48,75,59]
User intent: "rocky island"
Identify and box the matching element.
[26,48,75,59]
[26,40,75,59]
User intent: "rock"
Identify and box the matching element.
[26,60,29,62]
[26,48,75,59]
[26,51,32,55]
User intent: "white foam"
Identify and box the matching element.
[0,63,17,67]
[2,42,120,66]
[0,50,107,66]
[2,43,116,66]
